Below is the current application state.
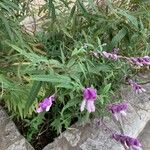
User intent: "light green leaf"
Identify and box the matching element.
[117,10,139,29]
[111,28,127,47]
[31,74,71,84]
[102,83,111,94]
[25,81,42,114]
[61,99,80,116]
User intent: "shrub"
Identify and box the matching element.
[0,0,149,147]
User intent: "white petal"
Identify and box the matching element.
[138,89,143,94]
[136,89,140,94]
[141,88,146,92]
[80,100,86,112]
[120,111,127,116]
[86,101,95,113]
[89,101,95,112]
[114,113,119,121]
[132,146,142,150]
[36,107,43,113]
[46,105,51,111]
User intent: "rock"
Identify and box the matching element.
[43,74,150,150]
[138,121,150,150]
[121,83,150,137]
[0,106,8,125]
[6,138,34,150]
[43,117,124,150]
[20,0,46,34]
[0,106,34,150]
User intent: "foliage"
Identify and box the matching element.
[0,0,150,144]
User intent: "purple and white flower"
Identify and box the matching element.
[129,57,144,66]
[102,51,118,60]
[80,87,97,113]
[128,79,146,94]
[129,56,150,66]
[36,95,55,113]
[142,56,150,65]
[112,48,120,54]
[113,133,142,150]
[108,102,128,121]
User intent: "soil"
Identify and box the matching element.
[14,115,79,150]
[14,118,57,150]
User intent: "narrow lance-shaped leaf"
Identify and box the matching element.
[31,74,72,84]
[48,0,56,20]
[25,81,42,114]
[61,99,80,117]
[1,17,14,40]
[111,28,127,47]
[117,9,139,29]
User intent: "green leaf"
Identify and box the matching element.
[61,27,73,38]
[77,0,89,17]
[102,83,111,94]
[69,4,76,19]
[71,48,86,56]
[31,74,72,84]
[78,62,87,78]
[60,0,69,8]
[6,43,48,63]
[61,99,80,116]
[2,0,20,11]
[25,81,42,114]
[0,2,10,12]
[56,83,73,89]
[60,47,65,64]
[99,97,104,105]
[86,61,111,74]
[1,17,13,40]
[111,28,127,47]
[117,9,139,29]
[48,0,56,20]
[0,74,12,89]
[87,0,98,12]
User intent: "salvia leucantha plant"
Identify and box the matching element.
[0,0,150,148]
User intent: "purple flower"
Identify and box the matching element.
[113,133,142,150]
[112,48,120,54]
[102,51,118,60]
[129,56,150,66]
[128,79,146,94]
[129,57,144,66]
[80,87,97,113]
[36,95,55,113]
[108,102,128,120]
[142,56,150,65]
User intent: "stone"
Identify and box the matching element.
[20,0,46,34]
[138,121,150,150]
[63,128,81,147]
[0,106,9,125]
[43,73,150,150]
[0,106,34,150]
[6,138,34,150]
[121,83,150,137]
